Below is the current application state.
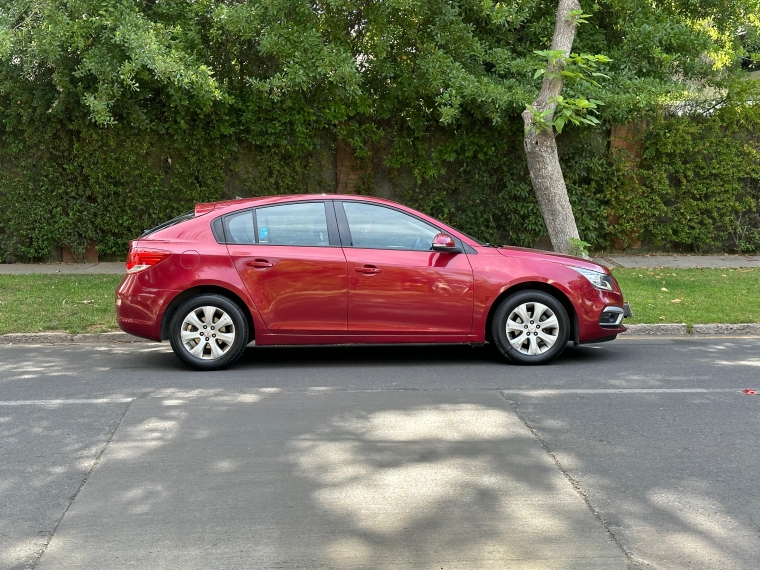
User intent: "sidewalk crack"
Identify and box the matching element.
[498,391,643,570]
[29,398,135,569]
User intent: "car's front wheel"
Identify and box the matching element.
[169,294,249,371]
[491,290,570,365]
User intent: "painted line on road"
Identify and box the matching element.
[499,388,741,396]
[0,398,134,406]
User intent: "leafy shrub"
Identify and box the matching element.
[605,104,760,252]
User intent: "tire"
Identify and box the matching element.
[491,290,570,365]
[169,294,249,371]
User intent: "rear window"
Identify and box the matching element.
[224,210,256,244]
[141,211,194,237]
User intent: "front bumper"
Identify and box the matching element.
[599,302,633,328]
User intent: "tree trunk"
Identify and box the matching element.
[522,0,581,255]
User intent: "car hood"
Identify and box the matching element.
[496,246,609,273]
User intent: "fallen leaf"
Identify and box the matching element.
[661,287,668,291]
[671,299,682,303]
[79,300,95,305]
[721,274,728,277]
[659,316,666,320]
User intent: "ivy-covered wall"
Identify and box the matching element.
[0,121,336,261]
[2,103,760,263]
[605,104,760,253]
[0,115,611,261]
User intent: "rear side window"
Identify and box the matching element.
[255,203,329,246]
[224,210,256,244]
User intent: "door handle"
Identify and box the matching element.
[246,259,273,269]
[355,265,381,275]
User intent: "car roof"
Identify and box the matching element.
[206,194,409,213]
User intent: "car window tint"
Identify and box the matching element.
[343,202,439,250]
[225,210,255,244]
[255,202,330,246]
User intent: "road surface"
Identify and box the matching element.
[2,337,759,569]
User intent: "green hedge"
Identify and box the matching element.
[605,104,760,253]
[2,105,760,261]
[0,116,610,260]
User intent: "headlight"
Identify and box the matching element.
[568,267,615,291]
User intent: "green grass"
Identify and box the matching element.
[0,269,758,335]
[613,267,760,326]
[0,275,122,334]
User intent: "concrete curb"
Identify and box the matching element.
[691,323,760,335]
[0,331,151,345]
[621,323,760,336]
[621,324,688,336]
[2,325,760,345]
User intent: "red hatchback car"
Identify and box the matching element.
[116,195,631,370]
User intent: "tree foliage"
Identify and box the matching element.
[0,0,759,258]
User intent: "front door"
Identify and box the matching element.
[226,201,348,334]
[338,201,474,335]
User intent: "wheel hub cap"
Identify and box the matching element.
[180,306,235,360]
[505,302,560,356]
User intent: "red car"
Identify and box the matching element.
[116,195,631,370]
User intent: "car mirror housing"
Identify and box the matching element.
[431,233,461,253]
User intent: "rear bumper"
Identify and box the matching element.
[115,275,176,342]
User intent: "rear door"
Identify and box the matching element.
[225,201,348,334]
[337,201,474,335]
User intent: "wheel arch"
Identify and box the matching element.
[160,286,256,342]
[484,281,579,344]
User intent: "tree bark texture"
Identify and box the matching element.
[522,0,581,255]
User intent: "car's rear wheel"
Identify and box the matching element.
[491,290,570,365]
[169,294,248,371]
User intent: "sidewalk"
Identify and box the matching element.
[0,262,126,274]
[593,254,760,269]
[0,255,759,274]
[2,256,757,344]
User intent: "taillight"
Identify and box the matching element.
[126,248,171,274]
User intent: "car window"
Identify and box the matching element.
[255,202,330,246]
[343,202,439,250]
[225,210,255,244]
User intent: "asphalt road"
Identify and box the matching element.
[1,337,759,569]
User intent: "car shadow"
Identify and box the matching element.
[232,341,617,370]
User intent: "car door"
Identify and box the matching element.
[336,201,474,335]
[225,201,348,334]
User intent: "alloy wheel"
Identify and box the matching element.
[180,305,236,360]
[505,302,560,356]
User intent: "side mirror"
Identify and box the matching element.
[431,233,461,253]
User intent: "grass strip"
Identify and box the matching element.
[0,275,122,334]
[612,267,760,326]
[0,269,757,334]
